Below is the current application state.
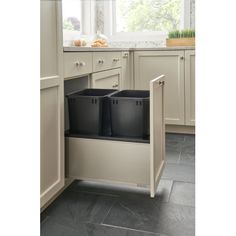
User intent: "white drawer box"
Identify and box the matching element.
[93,52,122,72]
[64,52,92,78]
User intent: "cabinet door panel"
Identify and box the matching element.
[40,0,64,208]
[41,81,64,203]
[134,51,185,125]
[91,68,121,89]
[185,50,195,126]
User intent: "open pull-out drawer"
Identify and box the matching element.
[65,75,165,197]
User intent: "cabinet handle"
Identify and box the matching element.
[113,58,120,62]
[112,83,119,88]
[98,59,104,64]
[180,56,184,60]
[75,61,86,66]
[123,53,129,58]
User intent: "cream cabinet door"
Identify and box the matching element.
[185,50,195,126]
[134,51,185,125]
[91,68,121,89]
[40,0,64,208]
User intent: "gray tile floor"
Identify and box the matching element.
[41,133,195,236]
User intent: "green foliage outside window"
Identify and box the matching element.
[117,0,181,32]
[63,19,74,31]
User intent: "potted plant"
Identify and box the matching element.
[166,29,195,47]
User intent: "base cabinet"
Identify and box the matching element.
[185,50,195,126]
[134,51,185,125]
[40,0,64,208]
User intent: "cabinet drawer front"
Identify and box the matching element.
[64,52,92,78]
[93,52,122,72]
[92,68,121,89]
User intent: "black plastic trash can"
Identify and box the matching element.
[67,89,117,135]
[109,90,150,138]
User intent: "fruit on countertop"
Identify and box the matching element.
[73,39,87,47]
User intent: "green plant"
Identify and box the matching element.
[168,29,195,38]
[63,19,74,31]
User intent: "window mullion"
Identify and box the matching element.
[184,0,191,29]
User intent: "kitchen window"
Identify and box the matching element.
[105,0,191,40]
[62,0,192,43]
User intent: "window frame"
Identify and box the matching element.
[104,0,191,41]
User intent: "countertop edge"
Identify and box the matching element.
[63,46,195,52]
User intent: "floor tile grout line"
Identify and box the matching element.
[177,148,182,164]
[167,180,195,208]
[40,215,50,225]
[100,222,163,235]
[100,199,117,224]
[161,177,195,185]
[164,162,195,168]
[168,180,175,203]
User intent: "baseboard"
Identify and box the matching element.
[166,125,195,134]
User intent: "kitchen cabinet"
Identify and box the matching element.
[185,50,195,126]
[134,50,185,125]
[91,68,121,89]
[63,48,195,132]
[40,0,64,208]
[63,51,124,90]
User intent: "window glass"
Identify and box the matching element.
[62,0,82,33]
[115,0,182,33]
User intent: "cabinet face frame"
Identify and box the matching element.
[40,0,64,208]
[185,50,195,126]
[134,50,185,125]
[121,51,131,89]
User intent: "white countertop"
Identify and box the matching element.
[64,46,195,52]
